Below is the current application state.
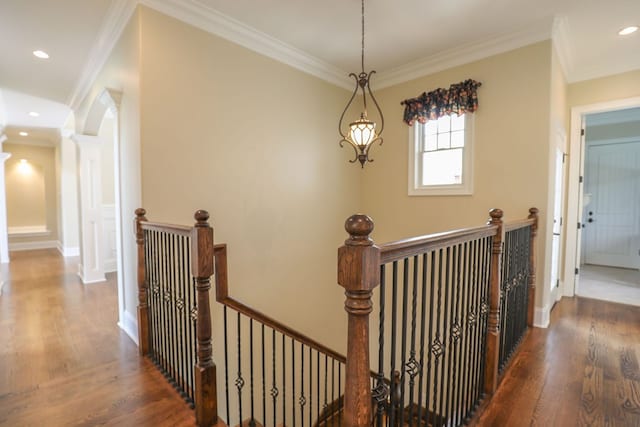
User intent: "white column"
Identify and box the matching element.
[73,134,105,284]
[59,131,80,257]
[0,133,11,263]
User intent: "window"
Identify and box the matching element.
[409,113,473,196]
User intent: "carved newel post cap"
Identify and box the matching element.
[135,208,146,217]
[489,208,504,222]
[529,207,539,216]
[344,214,374,246]
[194,210,210,224]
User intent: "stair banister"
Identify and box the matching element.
[191,210,218,426]
[337,214,380,427]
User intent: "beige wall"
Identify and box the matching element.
[138,7,360,352]
[361,42,554,309]
[5,142,58,244]
[568,70,640,108]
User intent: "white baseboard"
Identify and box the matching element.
[9,240,58,251]
[77,264,106,284]
[56,241,80,257]
[533,305,551,328]
[118,310,139,346]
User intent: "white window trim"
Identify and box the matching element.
[408,114,474,196]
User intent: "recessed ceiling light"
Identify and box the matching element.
[20,159,28,164]
[19,131,29,136]
[618,26,638,36]
[28,111,39,117]
[33,50,49,59]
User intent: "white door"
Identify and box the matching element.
[550,148,565,303]
[584,141,640,269]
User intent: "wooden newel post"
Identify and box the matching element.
[338,214,380,427]
[484,208,504,395]
[135,208,149,356]
[191,210,218,427]
[527,207,539,327]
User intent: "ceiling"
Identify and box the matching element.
[0,0,638,134]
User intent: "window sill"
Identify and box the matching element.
[8,226,51,238]
[409,185,473,196]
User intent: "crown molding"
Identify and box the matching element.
[67,0,138,111]
[551,16,573,81]
[375,18,555,89]
[139,0,353,90]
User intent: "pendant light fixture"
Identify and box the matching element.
[338,0,384,168]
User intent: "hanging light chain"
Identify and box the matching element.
[361,0,365,74]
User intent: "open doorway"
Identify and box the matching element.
[566,104,640,307]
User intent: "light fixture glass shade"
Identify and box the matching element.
[349,115,377,148]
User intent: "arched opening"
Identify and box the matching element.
[76,88,128,332]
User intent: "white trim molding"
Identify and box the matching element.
[534,304,551,328]
[551,16,573,81]
[56,241,80,257]
[68,0,138,110]
[139,0,351,89]
[564,97,640,298]
[376,18,554,89]
[72,0,569,103]
[118,310,139,346]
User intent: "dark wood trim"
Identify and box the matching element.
[379,225,498,264]
[337,214,381,427]
[191,210,218,427]
[504,217,535,232]
[135,208,149,356]
[484,209,504,396]
[527,207,539,327]
[213,244,347,364]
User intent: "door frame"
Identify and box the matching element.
[564,97,640,296]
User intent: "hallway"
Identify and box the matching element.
[0,250,194,426]
[478,296,640,426]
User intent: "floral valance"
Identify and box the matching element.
[401,79,482,126]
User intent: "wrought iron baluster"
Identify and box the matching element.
[389,260,399,427]
[262,324,266,426]
[450,243,463,426]
[272,329,277,427]
[416,253,428,427]
[223,306,230,425]
[236,312,244,425]
[300,343,305,427]
[437,247,451,426]
[250,319,255,426]
[399,257,409,427]
[374,264,387,427]
[292,337,296,427]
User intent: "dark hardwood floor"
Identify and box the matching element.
[478,296,640,427]
[0,249,195,426]
[1,250,639,426]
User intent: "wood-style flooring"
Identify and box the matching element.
[0,250,195,426]
[478,297,640,426]
[2,250,639,426]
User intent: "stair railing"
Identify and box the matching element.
[338,208,539,427]
[135,209,217,427]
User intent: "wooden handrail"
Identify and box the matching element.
[379,224,498,264]
[140,220,192,236]
[504,217,535,232]
[213,244,347,365]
